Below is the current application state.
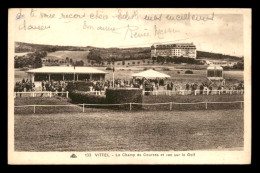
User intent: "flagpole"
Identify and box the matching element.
[112,67,115,88]
[73,65,75,83]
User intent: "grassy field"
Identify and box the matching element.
[14,109,244,151]
[46,51,90,61]
[142,94,244,111]
[14,97,82,114]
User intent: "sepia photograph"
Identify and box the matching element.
[8,8,251,164]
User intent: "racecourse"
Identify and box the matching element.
[14,109,244,151]
[13,66,244,152]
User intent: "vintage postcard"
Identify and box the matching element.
[8,8,251,164]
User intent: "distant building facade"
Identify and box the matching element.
[151,43,197,59]
[203,59,238,67]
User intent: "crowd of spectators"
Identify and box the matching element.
[15,77,244,97]
[14,78,35,97]
[88,77,244,96]
[14,78,68,97]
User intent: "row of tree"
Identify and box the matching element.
[152,56,203,64]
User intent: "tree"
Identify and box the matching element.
[166,56,171,63]
[95,56,102,65]
[157,56,165,64]
[80,60,84,66]
[66,57,69,64]
[233,61,244,70]
[70,58,73,65]
[34,56,42,68]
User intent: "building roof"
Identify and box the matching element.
[207,66,223,70]
[151,43,196,49]
[132,69,171,78]
[26,66,108,74]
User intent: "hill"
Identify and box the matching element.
[46,51,90,61]
[15,42,243,62]
[15,42,90,53]
[196,51,243,61]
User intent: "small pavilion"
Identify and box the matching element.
[132,69,171,79]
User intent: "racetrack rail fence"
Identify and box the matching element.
[14,100,244,114]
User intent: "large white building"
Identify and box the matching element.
[151,43,197,59]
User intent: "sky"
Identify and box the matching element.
[10,8,246,56]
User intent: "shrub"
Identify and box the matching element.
[162,67,170,71]
[106,88,143,110]
[106,67,112,70]
[185,70,193,74]
[69,90,106,105]
[66,81,93,92]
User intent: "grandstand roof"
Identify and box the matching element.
[207,66,223,70]
[26,66,108,74]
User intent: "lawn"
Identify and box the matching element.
[142,94,244,111]
[14,97,83,114]
[14,109,244,151]
[47,51,90,61]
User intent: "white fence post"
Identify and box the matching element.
[33,104,36,113]
[129,103,132,111]
[66,91,69,98]
[205,102,208,109]
[49,91,52,98]
[195,90,197,96]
